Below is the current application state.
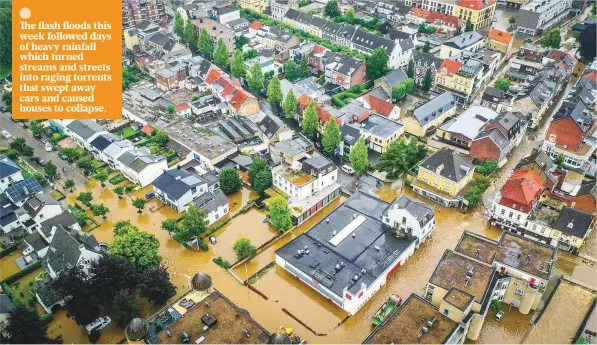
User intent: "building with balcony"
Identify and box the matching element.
[516,0,573,35]
[122,0,167,29]
[453,0,497,30]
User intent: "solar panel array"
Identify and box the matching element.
[6,178,43,203]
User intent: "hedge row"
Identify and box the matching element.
[0,242,19,259]
[3,260,43,285]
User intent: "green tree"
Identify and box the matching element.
[554,153,565,169]
[92,204,110,219]
[153,129,170,146]
[244,48,258,60]
[183,19,198,47]
[269,196,293,232]
[406,60,415,78]
[301,101,319,139]
[248,158,269,186]
[31,121,44,137]
[76,156,94,173]
[455,26,462,36]
[89,255,139,303]
[3,305,63,344]
[161,218,179,237]
[114,186,124,199]
[55,264,100,325]
[404,78,414,93]
[349,137,368,175]
[132,198,146,213]
[219,167,242,195]
[494,77,510,92]
[392,84,406,101]
[322,117,341,156]
[9,137,26,152]
[0,7,11,66]
[298,0,311,6]
[77,192,93,206]
[283,89,298,120]
[213,38,230,67]
[344,8,355,22]
[112,289,140,328]
[167,104,176,115]
[94,169,109,187]
[138,266,176,305]
[465,19,473,32]
[198,28,213,57]
[72,209,89,225]
[464,176,490,208]
[267,75,283,106]
[235,36,250,49]
[109,227,162,271]
[285,60,297,81]
[231,49,246,78]
[122,67,140,90]
[253,169,272,194]
[422,40,431,53]
[324,0,341,17]
[114,220,136,236]
[377,138,428,179]
[299,56,309,77]
[422,68,434,91]
[179,204,208,242]
[174,12,185,38]
[233,237,257,261]
[541,28,561,48]
[247,62,264,91]
[508,16,516,24]
[366,48,389,80]
[44,161,57,179]
[64,178,75,192]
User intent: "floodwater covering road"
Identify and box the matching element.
[37,169,596,344]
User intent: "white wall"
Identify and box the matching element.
[0,170,24,193]
[33,204,63,224]
[206,203,229,225]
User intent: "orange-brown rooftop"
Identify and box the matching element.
[454,231,499,265]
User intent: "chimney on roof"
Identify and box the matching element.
[465,267,474,286]
[526,254,531,264]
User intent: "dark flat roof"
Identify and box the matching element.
[276,192,414,296]
[495,232,556,280]
[454,231,499,265]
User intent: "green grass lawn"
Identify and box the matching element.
[122,126,138,139]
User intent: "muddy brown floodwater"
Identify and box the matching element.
[44,174,594,344]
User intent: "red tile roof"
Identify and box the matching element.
[175,103,190,112]
[456,0,495,10]
[499,169,544,212]
[297,94,312,110]
[141,125,154,136]
[427,11,463,27]
[363,95,395,118]
[488,29,513,44]
[583,70,597,82]
[249,20,263,30]
[312,44,327,54]
[439,59,462,75]
[205,69,222,84]
[229,90,249,109]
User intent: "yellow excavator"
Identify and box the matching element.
[278,326,303,344]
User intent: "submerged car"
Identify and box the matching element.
[495,310,504,321]
[86,316,112,334]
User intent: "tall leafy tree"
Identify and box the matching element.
[89,255,139,303]
[198,28,213,57]
[324,0,341,17]
[344,8,355,22]
[183,20,198,46]
[31,121,44,137]
[161,218,179,236]
[404,78,414,93]
[283,89,298,120]
[253,169,272,194]
[494,77,510,92]
[44,161,57,179]
[422,68,434,91]
[422,40,431,53]
[132,197,146,213]
[77,191,93,206]
[3,306,63,344]
[285,60,297,81]
[233,237,257,260]
[392,84,406,101]
[247,62,264,91]
[248,158,269,186]
[138,266,177,305]
[213,38,230,67]
[268,196,293,232]
[92,204,110,219]
[541,28,561,48]
[56,265,101,325]
[407,60,415,78]
[174,12,185,38]
[230,48,246,78]
[366,48,389,80]
[109,227,162,271]
[64,179,75,192]
[322,117,341,156]
[464,19,473,32]
[0,7,11,65]
[376,138,427,179]
[219,167,242,195]
[267,75,283,106]
[299,56,309,77]
[349,137,368,175]
[301,101,319,139]
[93,169,109,187]
[178,204,208,242]
[112,289,140,328]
